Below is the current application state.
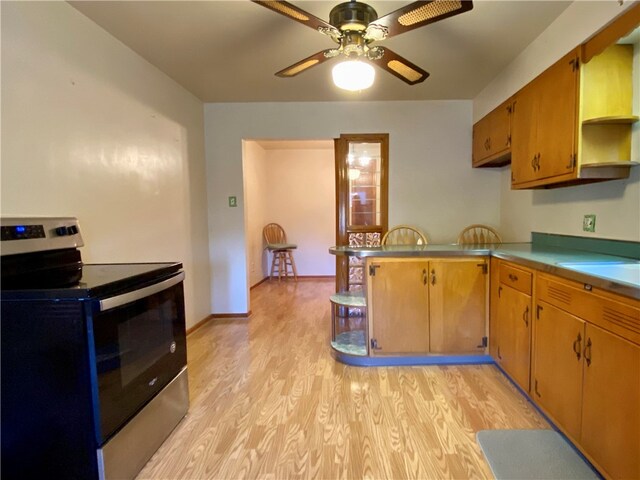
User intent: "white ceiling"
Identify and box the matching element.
[69,1,573,103]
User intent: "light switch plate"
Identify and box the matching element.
[228,196,237,207]
[583,214,596,232]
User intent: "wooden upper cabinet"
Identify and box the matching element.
[472,99,513,167]
[505,6,639,189]
[511,48,579,188]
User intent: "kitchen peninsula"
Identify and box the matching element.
[329,232,640,480]
[330,233,639,365]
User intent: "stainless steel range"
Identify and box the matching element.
[1,217,189,480]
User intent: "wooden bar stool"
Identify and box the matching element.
[263,223,298,281]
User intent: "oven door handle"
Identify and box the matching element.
[99,271,185,312]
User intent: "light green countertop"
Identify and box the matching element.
[329,242,640,300]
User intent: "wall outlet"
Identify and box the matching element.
[583,214,596,232]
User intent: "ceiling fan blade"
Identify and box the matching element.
[367,47,429,85]
[253,1,340,39]
[365,0,473,40]
[276,49,338,77]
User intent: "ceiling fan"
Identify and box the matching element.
[253,0,473,90]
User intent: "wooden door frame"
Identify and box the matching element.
[334,133,389,292]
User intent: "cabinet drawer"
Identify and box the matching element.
[537,273,640,345]
[500,263,532,295]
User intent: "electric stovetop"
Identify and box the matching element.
[1,262,183,300]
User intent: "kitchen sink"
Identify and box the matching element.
[557,261,640,287]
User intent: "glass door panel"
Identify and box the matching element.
[335,134,388,293]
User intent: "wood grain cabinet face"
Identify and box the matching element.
[367,258,487,355]
[511,48,579,188]
[496,283,531,392]
[472,99,513,168]
[368,259,430,354]
[492,261,533,392]
[580,323,640,480]
[429,260,487,354]
[533,273,640,480]
[532,301,585,440]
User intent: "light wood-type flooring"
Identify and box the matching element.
[138,278,548,479]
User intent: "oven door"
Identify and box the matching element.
[89,271,187,444]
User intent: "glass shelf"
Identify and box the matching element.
[330,291,368,357]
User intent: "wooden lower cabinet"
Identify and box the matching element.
[491,260,532,392]
[367,258,487,355]
[580,323,640,480]
[496,284,531,391]
[532,301,585,440]
[533,273,640,479]
[368,259,430,354]
[429,259,487,353]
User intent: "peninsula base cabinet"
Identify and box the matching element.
[366,258,488,355]
[532,273,640,480]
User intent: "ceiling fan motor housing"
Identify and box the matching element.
[330,1,378,32]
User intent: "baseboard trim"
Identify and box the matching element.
[253,275,335,285]
[186,310,253,336]
[186,314,214,336]
[211,311,252,319]
[250,277,269,289]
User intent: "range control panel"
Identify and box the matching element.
[0,217,84,256]
[1,224,46,241]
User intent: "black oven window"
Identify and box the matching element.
[117,297,175,386]
[92,281,186,442]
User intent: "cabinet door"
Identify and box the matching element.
[487,101,511,158]
[532,301,584,440]
[489,258,501,359]
[472,117,490,165]
[497,284,531,392]
[429,259,487,353]
[511,82,539,184]
[581,323,640,480]
[535,49,578,180]
[369,260,430,354]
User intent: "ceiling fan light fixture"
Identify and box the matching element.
[332,60,375,91]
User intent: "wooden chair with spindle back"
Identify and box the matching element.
[381,225,428,246]
[457,224,502,246]
[263,223,298,281]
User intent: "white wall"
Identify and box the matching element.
[1,2,212,328]
[242,141,269,288]
[474,1,640,242]
[263,146,335,277]
[243,142,335,286]
[205,101,502,313]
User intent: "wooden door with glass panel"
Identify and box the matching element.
[334,133,388,293]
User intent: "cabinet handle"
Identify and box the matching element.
[584,337,592,366]
[572,332,582,360]
[430,269,436,286]
[534,379,541,398]
[531,155,536,171]
[498,285,502,298]
[508,273,518,282]
[523,306,529,327]
[497,346,502,360]
[536,153,541,171]
[422,268,427,286]
[536,305,543,319]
